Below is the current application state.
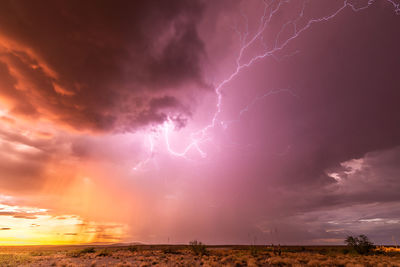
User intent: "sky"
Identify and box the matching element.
[0,0,400,245]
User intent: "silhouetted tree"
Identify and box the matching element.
[189,240,208,256]
[345,234,375,254]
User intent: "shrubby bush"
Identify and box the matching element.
[126,246,138,252]
[97,249,111,257]
[67,247,96,257]
[189,240,208,256]
[345,234,375,255]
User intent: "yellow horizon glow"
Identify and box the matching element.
[0,203,125,246]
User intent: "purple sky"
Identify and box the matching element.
[0,0,400,245]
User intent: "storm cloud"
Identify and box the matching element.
[0,0,208,132]
[0,0,400,245]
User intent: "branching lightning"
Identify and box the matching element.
[221,88,299,130]
[163,119,207,158]
[133,0,400,170]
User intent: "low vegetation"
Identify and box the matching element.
[97,248,111,257]
[189,240,208,256]
[66,247,96,257]
[162,246,181,254]
[0,238,399,267]
[0,253,32,266]
[125,246,138,253]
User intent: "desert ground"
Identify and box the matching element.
[0,244,400,267]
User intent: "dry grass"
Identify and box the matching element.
[0,245,399,266]
[0,253,32,266]
[376,246,400,253]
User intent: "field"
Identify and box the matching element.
[0,244,400,266]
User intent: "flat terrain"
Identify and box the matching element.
[0,244,400,266]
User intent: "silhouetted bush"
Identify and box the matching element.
[67,247,96,257]
[345,235,375,255]
[97,249,111,257]
[189,240,208,256]
[126,246,138,252]
[80,247,96,254]
[162,246,181,254]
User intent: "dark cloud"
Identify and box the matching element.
[323,146,400,207]
[0,0,208,132]
[0,211,39,219]
[0,126,63,192]
[12,214,38,219]
[281,146,400,244]
[0,140,48,191]
[0,123,79,193]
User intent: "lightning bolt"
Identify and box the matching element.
[163,119,207,158]
[133,0,400,170]
[221,88,299,130]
